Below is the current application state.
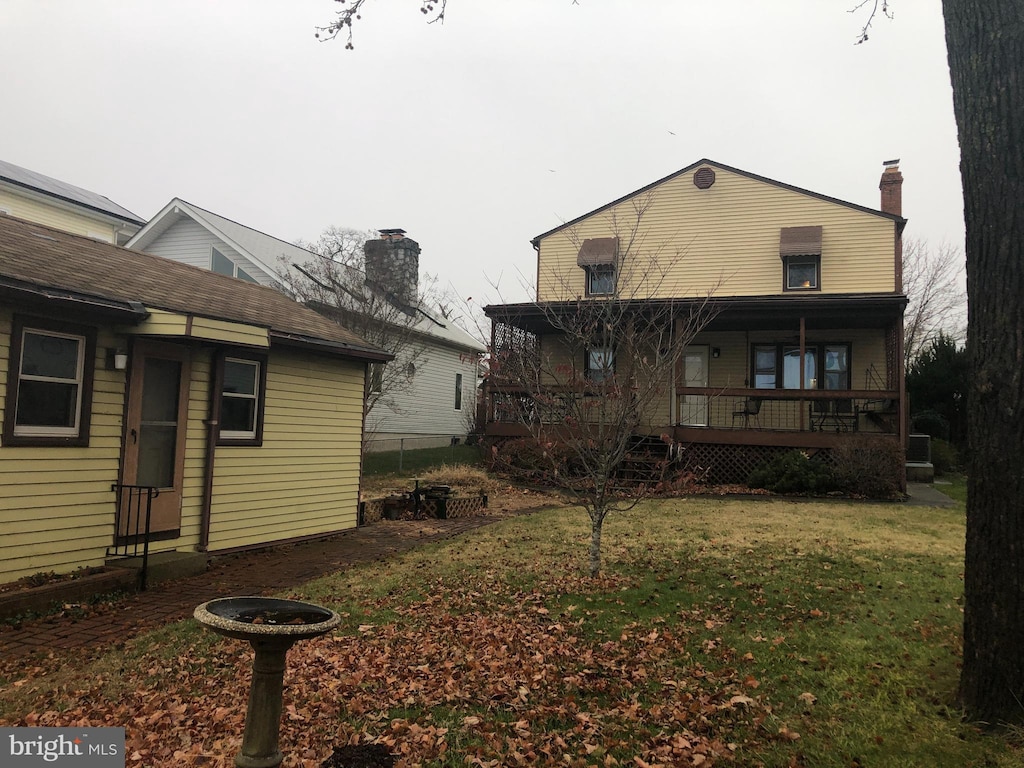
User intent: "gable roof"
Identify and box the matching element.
[0,214,389,361]
[531,158,908,246]
[0,159,144,227]
[127,198,315,283]
[134,201,485,353]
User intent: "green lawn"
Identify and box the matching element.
[2,497,1014,768]
[362,443,484,476]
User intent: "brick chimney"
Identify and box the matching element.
[879,158,903,217]
[364,229,420,307]
[879,159,904,292]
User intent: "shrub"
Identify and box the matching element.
[747,450,835,494]
[930,438,959,476]
[484,438,582,484]
[830,436,905,499]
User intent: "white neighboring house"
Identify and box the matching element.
[0,158,144,245]
[128,202,485,450]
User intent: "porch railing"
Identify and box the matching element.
[676,388,900,434]
[485,384,900,436]
[108,484,159,590]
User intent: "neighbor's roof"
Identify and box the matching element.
[128,198,317,282]
[531,158,908,245]
[0,159,144,226]
[0,215,390,361]
[134,199,485,353]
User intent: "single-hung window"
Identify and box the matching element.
[219,356,264,444]
[585,346,615,383]
[587,264,615,295]
[779,226,822,292]
[3,317,96,446]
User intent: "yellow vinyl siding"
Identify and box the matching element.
[0,311,127,583]
[537,166,897,302]
[206,348,364,552]
[124,310,270,348]
[0,190,119,243]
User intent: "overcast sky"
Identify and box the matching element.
[2,1,962,311]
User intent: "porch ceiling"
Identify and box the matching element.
[485,293,907,335]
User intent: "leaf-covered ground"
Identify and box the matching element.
[1,498,1020,767]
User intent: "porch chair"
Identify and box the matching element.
[731,397,762,429]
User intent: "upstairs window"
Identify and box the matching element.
[218,354,266,445]
[577,237,618,297]
[779,225,822,292]
[454,373,463,411]
[3,316,96,446]
[212,247,260,283]
[784,256,820,291]
[587,264,615,295]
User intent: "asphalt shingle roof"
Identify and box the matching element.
[0,214,387,360]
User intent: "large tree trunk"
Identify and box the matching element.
[944,0,1024,724]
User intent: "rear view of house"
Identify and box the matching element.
[0,215,388,585]
[484,159,907,483]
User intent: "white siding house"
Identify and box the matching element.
[129,205,485,449]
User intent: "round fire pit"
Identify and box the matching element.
[195,597,341,768]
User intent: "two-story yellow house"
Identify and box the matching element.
[484,159,907,483]
[0,159,144,245]
[0,215,389,586]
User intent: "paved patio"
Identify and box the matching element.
[0,514,519,662]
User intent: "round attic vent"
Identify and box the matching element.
[693,167,716,189]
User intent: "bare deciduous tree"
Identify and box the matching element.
[489,195,717,577]
[902,238,966,368]
[281,226,431,432]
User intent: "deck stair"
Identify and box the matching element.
[613,435,673,491]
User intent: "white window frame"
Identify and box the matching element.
[13,327,86,438]
[220,357,261,441]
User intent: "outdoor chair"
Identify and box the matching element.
[731,397,762,428]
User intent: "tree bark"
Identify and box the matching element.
[589,512,604,577]
[944,0,1024,724]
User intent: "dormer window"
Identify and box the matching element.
[576,237,618,297]
[779,226,822,292]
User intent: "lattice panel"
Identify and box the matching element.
[359,494,488,523]
[677,444,835,485]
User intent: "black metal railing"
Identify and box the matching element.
[108,484,159,590]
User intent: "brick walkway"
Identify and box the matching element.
[0,514,518,662]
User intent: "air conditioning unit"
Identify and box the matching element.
[906,433,932,464]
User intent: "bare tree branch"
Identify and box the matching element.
[281,227,435,445]
[315,0,447,48]
[849,0,893,44]
[902,238,966,368]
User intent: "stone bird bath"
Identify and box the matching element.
[194,596,341,768]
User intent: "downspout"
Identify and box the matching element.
[199,352,224,551]
[799,316,807,432]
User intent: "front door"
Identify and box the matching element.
[120,341,191,537]
[679,345,709,426]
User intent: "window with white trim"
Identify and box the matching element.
[369,363,384,395]
[219,357,263,442]
[212,247,260,283]
[3,317,96,446]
